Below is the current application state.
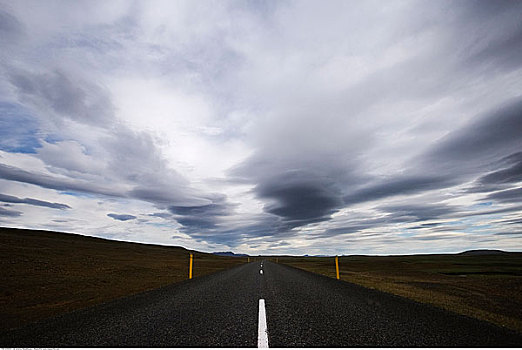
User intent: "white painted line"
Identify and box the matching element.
[260,269,264,275]
[258,299,269,348]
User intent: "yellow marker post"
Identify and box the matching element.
[189,253,193,279]
[248,257,250,263]
[335,255,340,280]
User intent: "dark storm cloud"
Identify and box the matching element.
[2,0,522,252]
[169,202,229,216]
[320,204,458,238]
[425,98,522,167]
[231,160,350,232]
[354,100,522,224]
[447,102,522,205]
[0,161,223,218]
[0,193,70,209]
[186,214,284,246]
[470,152,522,193]
[378,204,458,222]
[321,225,375,236]
[107,213,136,221]
[486,187,522,203]
[168,195,236,233]
[129,187,190,206]
[230,97,522,236]
[0,207,22,217]
[343,175,455,206]
[256,175,343,227]
[350,98,522,220]
[0,163,122,197]
[9,69,114,126]
[175,216,217,230]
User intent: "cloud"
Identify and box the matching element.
[470,152,522,193]
[37,140,106,176]
[0,207,22,217]
[496,231,522,236]
[343,175,455,206]
[377,203,458,222]
[424,98,522,170]
[0,9,24,43]
[486,187,522,203]
[335,98,522,229]
[321,225,376,236]
[8,69,114,126]
[409,223,442,230]
[0,103,40,154]
[414,233,464,241]
[148,212,172,219]
[255,171,344,227]
[458,1,522,72]
[0,163,123,197]
[223,7,522,239]
[4,64,230,212]
[319,203,459,238]
[0,193,70,209]
[501,218,522,225]
[1,1,522,254]
[107,213,136,221]
[230,156,358,234]
[168,194,236,233]
[0,159,219,213]
[458,204,522,218]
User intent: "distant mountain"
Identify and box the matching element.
[304,254,331,257]
[459,249,508,256]
[213,251,249,257]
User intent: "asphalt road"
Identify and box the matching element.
[1,260,521,347]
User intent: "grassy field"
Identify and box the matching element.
[0,227,247,332]
[275,253,522,333]
[3,226,521,335]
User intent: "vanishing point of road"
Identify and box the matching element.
[1,261,521,347]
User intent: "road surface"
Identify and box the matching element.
[1,261,521,347]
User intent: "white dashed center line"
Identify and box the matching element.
[258,299,269,348]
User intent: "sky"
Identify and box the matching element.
[0,0,521,255]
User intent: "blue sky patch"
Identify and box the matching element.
[0,102,41,154]
[58,191,98,198]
